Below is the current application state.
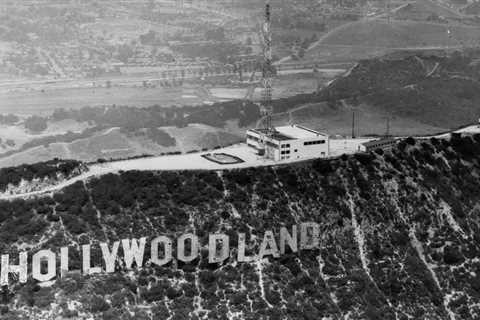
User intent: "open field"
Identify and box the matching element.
[0,124,242,168]
[0,119,91,153]
[85,18,186,42]
[0,72,335,116]
[0,86,208,116]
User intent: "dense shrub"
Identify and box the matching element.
[24,116,47,133]
[0,160,84,192]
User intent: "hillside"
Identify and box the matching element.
[304,19,480,63]
[393,0,463,21]
[463,1,480,15]
[0,135,479,319]
[264,52,480,137]
[320,52,480,130]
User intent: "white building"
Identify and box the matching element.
[246,125,329,161]
[358,138,397,153]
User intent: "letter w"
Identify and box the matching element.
[121,237,146,269]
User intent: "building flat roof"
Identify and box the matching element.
[248,125,327,141]
[275,125,327,140]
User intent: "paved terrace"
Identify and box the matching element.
[0,138,373,200]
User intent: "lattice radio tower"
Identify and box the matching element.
[261,0,274,132]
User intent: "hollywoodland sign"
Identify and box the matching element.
[0,222,320,286]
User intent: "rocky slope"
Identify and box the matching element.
[0,135,480,319]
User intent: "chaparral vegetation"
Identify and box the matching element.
[0,134,479,319]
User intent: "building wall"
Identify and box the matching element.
[246,130,269,150]
[278,138,329,161]
[359,139,397,152]
[246,130,329,161]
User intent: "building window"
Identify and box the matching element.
[304,140,326,146]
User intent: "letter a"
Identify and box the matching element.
[259,230,280,259]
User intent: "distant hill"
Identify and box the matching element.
[270,51,480,136]
[320,19,478,48]
[322,52,480,128]
[463,1,480,15]
[392,0,462,21]
[304,19,480,63]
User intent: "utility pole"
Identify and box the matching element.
[352,110,356,138]
[386,117,390,137]
[386,0,391,24]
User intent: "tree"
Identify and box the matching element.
[117,44,134,63]
[298,48,306,58]
[24,116,47,133]
[0,114,19,125]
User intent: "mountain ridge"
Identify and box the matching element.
[0,134,479,319]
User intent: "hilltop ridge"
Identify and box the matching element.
[0,134,479,319]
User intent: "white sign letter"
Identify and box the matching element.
[208,233,229,263]
[300,222,319,250]
[259,230,280,259]
[32,250,56,282]
[82,244,102,275]
[177,233,199,263]
[122,237,146,269]
[1,252,27,285]
[237,233,256,262]
[60,247,69,277]
[151,236,173,266]
[100,241,120,273]
[280,226,298,254]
